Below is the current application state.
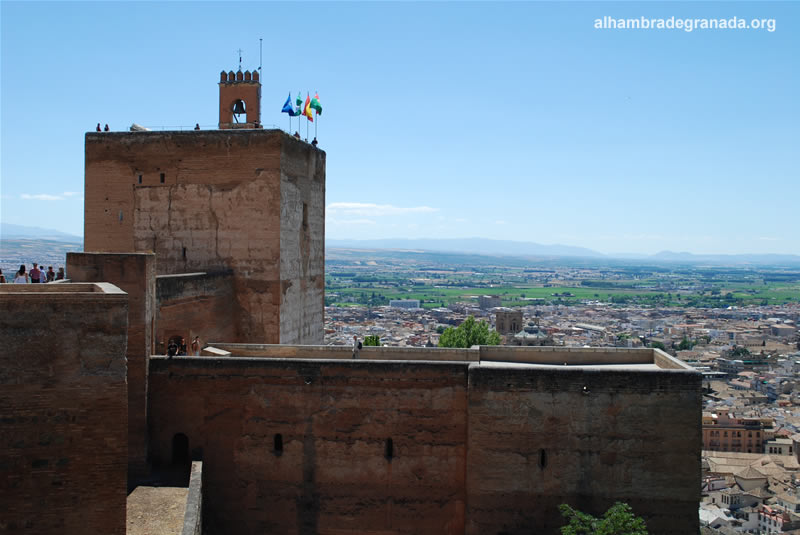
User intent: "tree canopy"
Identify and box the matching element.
[438,316,501,348]
[729,345,751,358]
[559,502,648,535]
[363,335,381,346]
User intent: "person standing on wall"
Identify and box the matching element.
[30,263,41,284]
[191,336,201,356]
[14,265,29,283]
[167,339,179,358]
[352,335,361,359]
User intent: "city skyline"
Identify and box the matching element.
[1,2,798,255]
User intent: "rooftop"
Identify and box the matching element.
[190,343,694,371]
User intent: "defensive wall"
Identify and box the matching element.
[0,283,129,535]
[148,346,701,535]
[66,252,155,480]
[83,129,325,345]
[182,461,204,535]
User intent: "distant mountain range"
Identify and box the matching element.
[1,223,82,243]
[2,225,797,266]
[327,238,800,266]
[327,237,604,258]
[647,250,800,265]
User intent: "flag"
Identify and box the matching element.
[303,94,314,122]
[295,91,303,116]
[296,92,303,108]
[310,93,322,115]
[281,93,296,115]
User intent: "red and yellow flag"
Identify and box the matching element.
[303,94,314,122]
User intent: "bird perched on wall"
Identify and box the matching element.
[96,123,101,132]
[104,124,110,132]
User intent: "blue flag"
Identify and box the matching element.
[281,93,296,115]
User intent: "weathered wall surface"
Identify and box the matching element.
[148,353,700,535]
[466,365,702,535]
[279,138,325,345]
[182,461,204,535]
[84,130,324,344]
[0,284,129,535]
[148,358,468,535]
[66,252,155,480]
[156,271,237,352]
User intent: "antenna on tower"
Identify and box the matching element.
[259,38,263,79]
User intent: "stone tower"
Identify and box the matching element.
[219,69,261,129]
[83,71,325,345]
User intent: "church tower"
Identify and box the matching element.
[218,69,261,129]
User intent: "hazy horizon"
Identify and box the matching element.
[3,222,800,260]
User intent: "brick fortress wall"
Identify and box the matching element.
[0,284,129,534]
[466,364,701,535]
[66,252,155,481]
[148,349,700,535]
[83,129,325,344]
[148,358,468,535]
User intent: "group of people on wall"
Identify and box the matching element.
[166,336,202,358]
[1,263,65,284]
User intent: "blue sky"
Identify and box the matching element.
[1,1,797,255]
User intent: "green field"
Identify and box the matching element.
[325,250,800,309]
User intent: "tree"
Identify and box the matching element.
[649,341,666,351]
[729,345,751,358]
[559,502,648,535]
[363,335,380,346]
[438,316,501,348]
[677,337,694,351]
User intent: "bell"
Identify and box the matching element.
[232,100,246,115]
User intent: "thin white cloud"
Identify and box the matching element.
[328,218,377,225]
[495,220,507,225]
[21,193,64,201]
[62,191,80,197]
[327,202,438,217]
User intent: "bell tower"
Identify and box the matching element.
[218,69,261,129]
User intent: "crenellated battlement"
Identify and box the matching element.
[219,69,259,84]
